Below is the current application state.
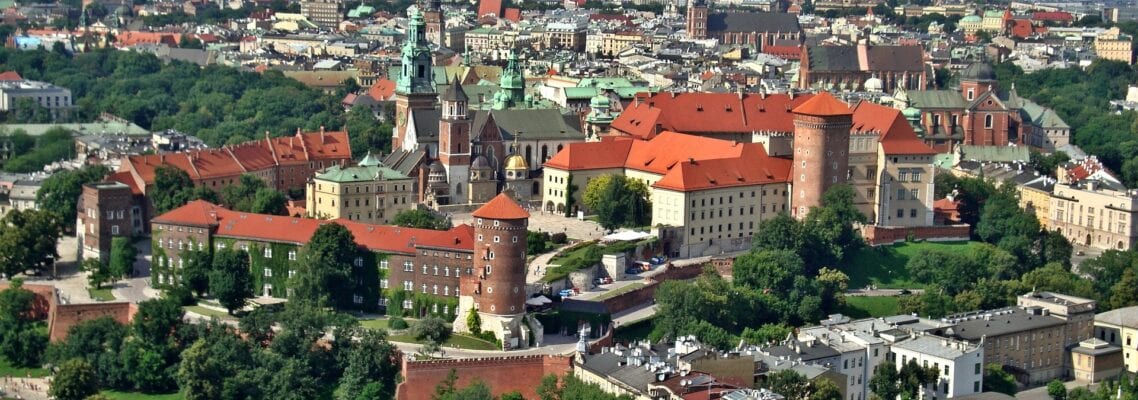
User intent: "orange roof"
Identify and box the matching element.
[610,92,813,139]
[653,145,791,191]
[934,197,959,212]
[0,71,22,81]
[114,31,178,47]
[367,78,396,101]
[503,7,521,22]
[792,91,851,116]
[108,171,143,195]
[472,193,529,220]
[154,200,474,254]
[122,130,351,186]
[543,137,634,170]
[851,101,936,155]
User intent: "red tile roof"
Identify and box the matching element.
[472,193,529,220]
[610,92,812,139]
[114,31,178,47]
[367,78,396,101]
[154,200,474,254]
[108,171,143,195]
[851,101,935,155]
[547,131,791,192]
[122,130,350,186]
[792,91,851,116]
[763,45,802,60]
[478,0,503,16]
[1032,11,1072,21]
[0,71,22,81]
[503,7,521,22]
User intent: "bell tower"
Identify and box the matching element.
[686,0,709,40]
[439,77,471,195]
[422,0,444,47]
[393,9,438,150]
[790,92,852,219]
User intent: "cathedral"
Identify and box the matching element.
[384,8,587,209]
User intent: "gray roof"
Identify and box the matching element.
[907,90,969,109]
[891,335,976,359]
[955,393,1015,400]
[1096,305,1138,329]
[944,307,1066,341]
[381,149,427,177]
[707,12,801,34]
[865,46,925,71]
[472,109,584,141]
[410,108,443,142]
[805,46,860,72]
[957,145,1030,163]
[762,341,840,362]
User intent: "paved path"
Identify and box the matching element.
[527,243,574,284]
[452,210,607,242]
[846,288,926,296]
[0,376,50,400]
[612,303,657,328]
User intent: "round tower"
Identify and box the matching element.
[791,92,853,218]
[454,193,534,348]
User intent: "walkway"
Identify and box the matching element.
[0,376,50,400]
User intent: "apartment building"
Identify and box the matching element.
[300,0,343,29]
[889,335,985,399]
[0,71,72,120]
[1048,159,1138,251]
[304,152,415,224]
[1095,27,1134,64]
[150,200,476,316]
[76,181,140,262]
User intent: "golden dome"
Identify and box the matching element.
[503,154,528,170]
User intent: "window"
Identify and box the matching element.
[403,261,413,271]
[898,170,909,181]
[493,236,500,243]
[402,299,413,309]
[433,285,438,295]
[897,209,904,218]
[380,279,388,289]
[974,381,980,393]
[217,242,227,250]
[422,265,428,274]
[111,226,120,235]
[911,170,922,182]
[985,114,993,128]
[264,247,273,258]
[264,268,272,277]
[897,189,907,200]
[380,260,389,269]
[910,189,919,200]
[974,363,981,374]
[289,270,296,278]
[911,209,918,218]
[421,284,427,293]
[288,250,297,261]
[355,257,364,267]
[403,281,413,291]
[433,265,439,275]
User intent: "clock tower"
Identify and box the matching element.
[393,8,438,150]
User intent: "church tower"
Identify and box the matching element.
[492,50,525,110]
[422,0,444,47]
[686,0,708,40]
[584,93,614,141]
[439,77,471,199]
[453,194,536,349]
[790,92,852,219]
[393,9,438,150]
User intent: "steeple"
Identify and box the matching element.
[396,9,435,95]
[494,49,525,109]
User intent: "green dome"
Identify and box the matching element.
[902,107,921,119]
[590,94,611,108]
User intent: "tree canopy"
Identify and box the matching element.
[581,174,651,231]
[392,209,451,230]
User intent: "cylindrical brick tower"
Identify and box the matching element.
[454,193,533,348]
[791,92,852,218]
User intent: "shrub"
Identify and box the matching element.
[164,286,196,306]
[551,232,568,244]
[388,316,409,330]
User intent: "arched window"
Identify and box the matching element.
[984,114,993,129]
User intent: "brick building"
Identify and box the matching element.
[798,43,927,93]
[76,181,140,261]
[150,200,476,316]
[396,355,573,400]
[897,63,1070,152]
[686,4,803,53]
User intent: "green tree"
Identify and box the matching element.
[535,374,559,400]
[1108,268,1138,309]
[209,248,253,314]
[764,370,810,400]
[983,364,1018,395]
[0,279,48,367]
[412,316,451,344]
[82,258,111,289]
[292,222,358,308]
[1041,230,1073,268]
[335,328,399,400]
[869,360,901,400]
[392,209,451,230]
[131,297,184,348]
[1047,380,1067,400]
[751,213,801,252]
[150,165,196,214]
[176,331,255,400]
[740,323,792,345]
[251,188,288,215]
[582,175,650,231]
[0,209,62,278]
[733,249,804,293]
[36,164,110,226]
[809,379,843,400]
[108,236,137,280]
[220,174,268,212]
[50,358,100,400]
[897,358,939,398]
[180,247,212,297]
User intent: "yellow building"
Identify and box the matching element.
[1094,306,1138,374]
[305,152,415,224]
[1019,176,1054,229]
[1095,27,1134,64]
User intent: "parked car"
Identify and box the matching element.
[559,289,574,298]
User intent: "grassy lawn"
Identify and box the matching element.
[844,241,983,289]
[358,318,389,331]
[183,305,235,319]
[0,356,49,378]
[100,390,184,400]
[388,333,499,351]
[88,287,115,301]
[591,282,646,301]
[549,242,599,265]
[839,296,902,319]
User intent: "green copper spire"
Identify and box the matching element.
[495,49,525,109]
[396,9,435,95]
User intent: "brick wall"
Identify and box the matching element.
[862,224,971,246]
[49,302,136,342]
[395,355,573,400]
[0,282,56,320]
